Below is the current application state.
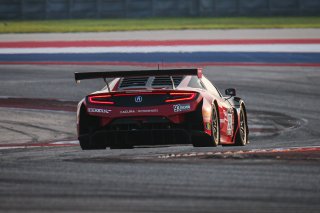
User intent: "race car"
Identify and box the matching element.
[74,68,248,149]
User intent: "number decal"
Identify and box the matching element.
[227,109,233,135]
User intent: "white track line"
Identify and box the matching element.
[1,44,320,54]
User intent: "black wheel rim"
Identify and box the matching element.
[212,107,219,144]
[240,110,247,143]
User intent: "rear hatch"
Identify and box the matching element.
[85,89,201,122]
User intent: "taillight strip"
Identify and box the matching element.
[165,92,197,103]
[88,92,197,104]
[88,95,114,105]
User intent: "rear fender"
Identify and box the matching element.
[77,100,100,137]
[76,99,85,135]
[201,98,214,136]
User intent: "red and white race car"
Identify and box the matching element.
[75,68,248,149]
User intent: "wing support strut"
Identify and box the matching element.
[103,78,111,92]
[170,76,176,90]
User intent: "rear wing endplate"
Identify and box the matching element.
[74,68,202,83]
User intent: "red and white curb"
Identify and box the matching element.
[0,140,79,150]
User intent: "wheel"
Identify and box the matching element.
[79,137,92,150]
[78,108,106,150]
[235,105,248,146]
[79,131,106,150]
[211,104,220,146]
[192,103,220,147]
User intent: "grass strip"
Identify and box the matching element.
[1,17,320,33]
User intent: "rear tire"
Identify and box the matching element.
[211,103,220,147]
[79,139,106,150]
[79,138,92,150]
[193,103,220,147]
[79,130,106,150]
[235,105,248,146]
[78,107,106,150]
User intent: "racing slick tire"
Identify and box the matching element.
[193,103,220,147]
[79,138,106,150]
[79,137,92,150]
[211,103,220,147]
[235,105,248,146]
[79,129,106,150]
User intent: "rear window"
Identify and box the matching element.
[118,76,184,89]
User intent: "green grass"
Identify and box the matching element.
[1,17,320,33]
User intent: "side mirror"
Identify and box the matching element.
[225,88,236,96]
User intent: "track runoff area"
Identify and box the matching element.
[0,35,319,157]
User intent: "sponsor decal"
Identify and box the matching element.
[206,122,211,130]
[227,110,233,135]
[138,109,158,113]
[120,109,136,114]
[135,96,143,103]
[120,109,159,114]
[173,104,191,112]
[88,108,111,114]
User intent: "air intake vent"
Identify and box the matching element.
[119,77,149,88]
[152,76,183,87]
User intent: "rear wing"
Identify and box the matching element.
[74,68,202,83]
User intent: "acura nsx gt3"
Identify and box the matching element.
[74,68,248,149]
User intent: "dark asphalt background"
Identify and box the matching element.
[0,65,320,212]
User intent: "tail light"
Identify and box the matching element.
[165,92,197,103]
[87,92,197,105]
[88,94,114,105]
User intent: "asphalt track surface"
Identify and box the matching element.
[0,64,319,213]
[0,29,320,212]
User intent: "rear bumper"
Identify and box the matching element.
[79,129,211,147]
